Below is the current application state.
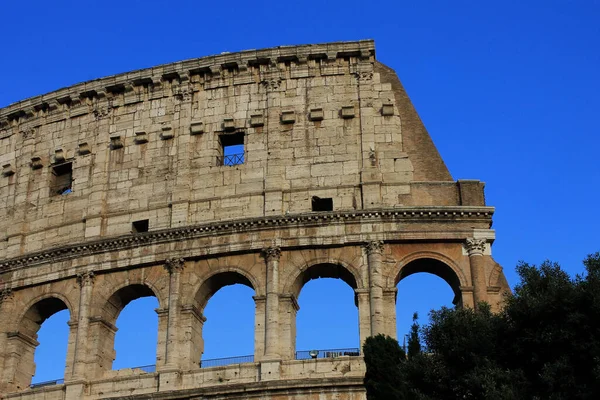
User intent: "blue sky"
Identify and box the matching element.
[1,0,599,384]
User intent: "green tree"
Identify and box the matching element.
[363,252,600,400]
[363,334,406,400]
[407,312,421,360]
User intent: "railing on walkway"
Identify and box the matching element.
[295,348,360,360]
[30,378,64,389]
[217,152,245,166]
[29,349,360,387]
[200,354,254,368]
[131,364,156,373]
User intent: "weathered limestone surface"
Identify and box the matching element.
[0,40,510,399]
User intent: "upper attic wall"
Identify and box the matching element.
[0,41,376,117]
[0,40,485,259]
[374,61,453,182]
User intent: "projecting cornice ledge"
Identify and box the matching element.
[0,40,375,129]
[0,206,494,273]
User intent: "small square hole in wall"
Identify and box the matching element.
[132,219,149,233]
[51,162,73,195]
[312,196,333,212]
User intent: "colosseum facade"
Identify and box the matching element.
[0,40,510,399]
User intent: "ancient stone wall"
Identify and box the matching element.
[0,40,510,400]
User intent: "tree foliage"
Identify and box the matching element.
[363,252,600,400]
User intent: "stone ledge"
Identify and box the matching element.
[0,40,375,125]
[0,206,493,273]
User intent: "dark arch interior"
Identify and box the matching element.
[22,297,69,338]
[397,258,462,306]
[195,271,254,310]
[107,284,157,322]
[297,263,357,295]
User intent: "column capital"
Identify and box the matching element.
[77,271,95,287]
[364,240,384,255]
[164,258,185,274]
[465,238,487,256]
[262,246,281,262]
[0,288,13,303]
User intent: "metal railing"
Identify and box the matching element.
[217,152,245,166]
[200,354,254,368]
[295,348,360,360]
[30,378,64,389]
[131,364,156,373]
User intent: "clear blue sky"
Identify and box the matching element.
[1,0,599,383]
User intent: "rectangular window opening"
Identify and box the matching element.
[132,219,149,233]
[219,132,245,166]
[312,196,333,212]
[51,162,73,196]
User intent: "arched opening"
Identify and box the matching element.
[113,296,159,370]
[92,284,160,375]
[293,263,360,360]
[9,297,71,390]
[395,258,461,345]
[32,309,70,386]
[194,271,256,367]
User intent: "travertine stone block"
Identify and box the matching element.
[30,157,43,169]
[309,108,324,121]
[134,131,148,144]
[381,103,394,116]
[2,163,14,176]
[250,113,264,127]
[223,118,236,131]
[190,121,204,135]
[78,142,91,155]
[54,148,66,163]
[160,126,174,140]
[110,135,124,149]
[280,110,295,124]
[341,105,355,119]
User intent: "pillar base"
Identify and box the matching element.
[259,360,281,381]
[158,369,182,391]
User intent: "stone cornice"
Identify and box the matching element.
[0,206,493,273]
[0,40,375,128]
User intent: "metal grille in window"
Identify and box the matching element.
[51,162,73,195]
[219,132,245,166]
[218,152,245,166]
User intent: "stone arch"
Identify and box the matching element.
[188,268,258,365]
[6,294,73,391]
[284,257,363,299]
[394,251,467,306]
[282,257,363,359]
[89,282,163,376]
[16,292,74,332]
[193,268,259,310]
[101,282,163,324]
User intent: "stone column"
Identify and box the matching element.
[155,308,169,368]
[366,241,385,336]
[278,294,299,360]
[253,296,266,362]
[382,288,398,339]
[0,289,14,392]
[465,238,488,308]
[263,246,281,359]
[73,272,94,380]
[164,258,185,368]
[355,289,371,348]
[178,305,205,370]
